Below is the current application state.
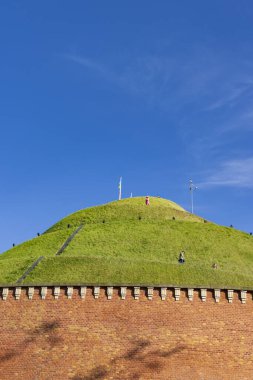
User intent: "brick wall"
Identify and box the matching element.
[0,286,253,380]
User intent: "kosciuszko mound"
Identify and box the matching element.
[1,197,253,380]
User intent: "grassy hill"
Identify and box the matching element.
[0,196,253,288]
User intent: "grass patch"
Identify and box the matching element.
[0,228,76,260]
[0,257,36,284]
[23,256,253,288]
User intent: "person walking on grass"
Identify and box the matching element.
[178,251,185,264]
[145,196,150,206]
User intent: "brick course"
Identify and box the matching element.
[1,287,253,380]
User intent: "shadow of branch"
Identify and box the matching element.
[0,320,62,364]
[74,340,188,380]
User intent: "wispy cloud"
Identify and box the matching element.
[65,51,253,114]
[65,52,217,106]
[65,54,122,84]
[65,53,177,100]
[205,81,253,111]
[64,50,253,162]
[220,107,253,133]
[199,157,253,188]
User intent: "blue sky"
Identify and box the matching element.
[0,1,253,252]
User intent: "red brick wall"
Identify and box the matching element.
[1,287,253,380]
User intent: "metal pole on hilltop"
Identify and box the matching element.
[118,177,122,200]
[189,179,197,214]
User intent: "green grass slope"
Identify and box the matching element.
[0,228,75,284]
[1,197,253,288]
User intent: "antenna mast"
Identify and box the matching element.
[118,177,122,200]
[189,179,197,214]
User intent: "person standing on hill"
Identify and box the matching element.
[178,251,185,264]
[145,196,150,206]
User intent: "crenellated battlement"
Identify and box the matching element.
[0,285,249,303]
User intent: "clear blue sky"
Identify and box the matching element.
[0,1,253,252]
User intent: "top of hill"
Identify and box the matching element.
[46,196,201,232]
[0,196,253,289]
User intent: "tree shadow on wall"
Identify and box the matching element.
[73,339,187,380]
[0,320,62,363]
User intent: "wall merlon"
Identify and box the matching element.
[120,286,127,299]
[54,286,60,300]
[188,288,194,301]
[147,287,153,300]
[94,286,100,299]
[161,287,167,300]
[28,287,34,300]
[2,287,8,301]
[201,288,207,302]
[174,287,181,301]
[107,286,113,300]
[134,287,140,300]
[15,287,21,300]
[80,286,86,299]
[228,289,234,303]
[41,286,47,300]
[67,287,73,299]
[214,289,220,303]
[241,290,247,304]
